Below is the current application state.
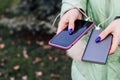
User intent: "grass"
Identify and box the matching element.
[0,26,72,80]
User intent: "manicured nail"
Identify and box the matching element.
[68,28,73,35]
[95,36,101,43]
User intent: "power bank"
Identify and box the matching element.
[82,29,112,64]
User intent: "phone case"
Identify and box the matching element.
[49,20,94,50]
[82,29,113,64]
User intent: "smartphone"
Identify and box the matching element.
[82,29,113,64]
[49,20,94,50]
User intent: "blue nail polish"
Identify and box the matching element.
[68,28,73,35]
[95,36,101,43]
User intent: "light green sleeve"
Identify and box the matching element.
[61,0,87,16]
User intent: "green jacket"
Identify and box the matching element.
[61,0,120,80]
[61,0,120,28]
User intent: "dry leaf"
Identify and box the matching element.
[54,57,58,62]
[23,53,29,59]
[23,47,29,59]
[0,43,5,49]
[22,75,28,80]
[23,49,27,54]
[35,57,42,62]
[33,57,42,64]
[17,53,21,58]
[0,37,2,41]
[10,77,15,80]
[1,63,5,66]
[50,73,60,78]
[48,55,53,60]
[43,45,51,49]
[35,71,42,77]
[13,65,20,70]
[36,41,44,46]
[27,40,31,45]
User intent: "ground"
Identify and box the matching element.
[0,26,72,80]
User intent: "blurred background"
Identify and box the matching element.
[0,0,72,80]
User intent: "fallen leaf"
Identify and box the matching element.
[33,57,42,64]
[0,37,2,41]
[50,73,60,78]
[0,63,5,66]
[17,53,21,58]
[23,47,29,59]
[43,45,51,49]
[23,48,27,54]
[13,65,20,70]
[54,57,58,62]
[0,43,5,49]
[10,77,15,80]
[36,41,44,46]
[35,71,42,77]
[48,55,53,60]
[23,53,29,59]
[26,40,31,45]
[22,75,28,80]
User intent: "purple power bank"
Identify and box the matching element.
[49,20,94,50]
[82,29,113,64]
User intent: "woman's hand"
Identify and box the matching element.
[96,19,120,54]
[57,8,82,34]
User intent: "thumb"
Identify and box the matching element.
[95,27,112,42]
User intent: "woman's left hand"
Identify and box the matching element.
[96,19,120,54]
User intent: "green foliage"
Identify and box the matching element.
[11,0,20,6]
[0,0,20,17]
[0,0,12,13]
[0,0,61,34]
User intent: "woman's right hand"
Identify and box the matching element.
[57,8,83,34]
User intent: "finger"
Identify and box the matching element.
[118,37,120,46]
[99,26,112,40]
[109,35,119,54]
[118,40,120,46]
[57,19,68,34]
[95,28,112,43]
[68,19,75,34]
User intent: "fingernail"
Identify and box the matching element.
[68,28,73,35]
[95,36,101,43]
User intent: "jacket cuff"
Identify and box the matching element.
[61,1,86,17]
[114,16,120,20]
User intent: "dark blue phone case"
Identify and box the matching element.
[82,29,112,64]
